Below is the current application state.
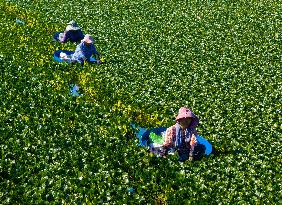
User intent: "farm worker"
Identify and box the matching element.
[59,20,84,43]
[71,34,101,65]
[161,107,205,161]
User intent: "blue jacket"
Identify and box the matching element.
[60,30,84,43]
[72,42,99,63]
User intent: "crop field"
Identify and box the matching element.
[0,0,281,204]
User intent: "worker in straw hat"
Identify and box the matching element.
[59,20,84,43]
[161,107,205,161]
[71,34,101,65]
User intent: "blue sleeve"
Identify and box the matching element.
[78,30,85,39]
[72,44,85,61]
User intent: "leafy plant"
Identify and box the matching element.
[0,0,281,204]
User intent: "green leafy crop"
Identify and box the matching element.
[0,0,281,204]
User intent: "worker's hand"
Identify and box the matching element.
[190,133,197,146]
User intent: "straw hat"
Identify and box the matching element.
[66,20,80,31]
[82,34,94,44]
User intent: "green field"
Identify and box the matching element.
[0,0,281,204]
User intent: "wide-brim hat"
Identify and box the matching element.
[176,107,199,128]
[66,20,80,31]
[176,107,194,121]
[82,34,94,44]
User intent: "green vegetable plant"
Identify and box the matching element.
[0,0,281,204]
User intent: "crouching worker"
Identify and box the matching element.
[161,107,206,162]
[71,34,101,65]
[54,20,84,43]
